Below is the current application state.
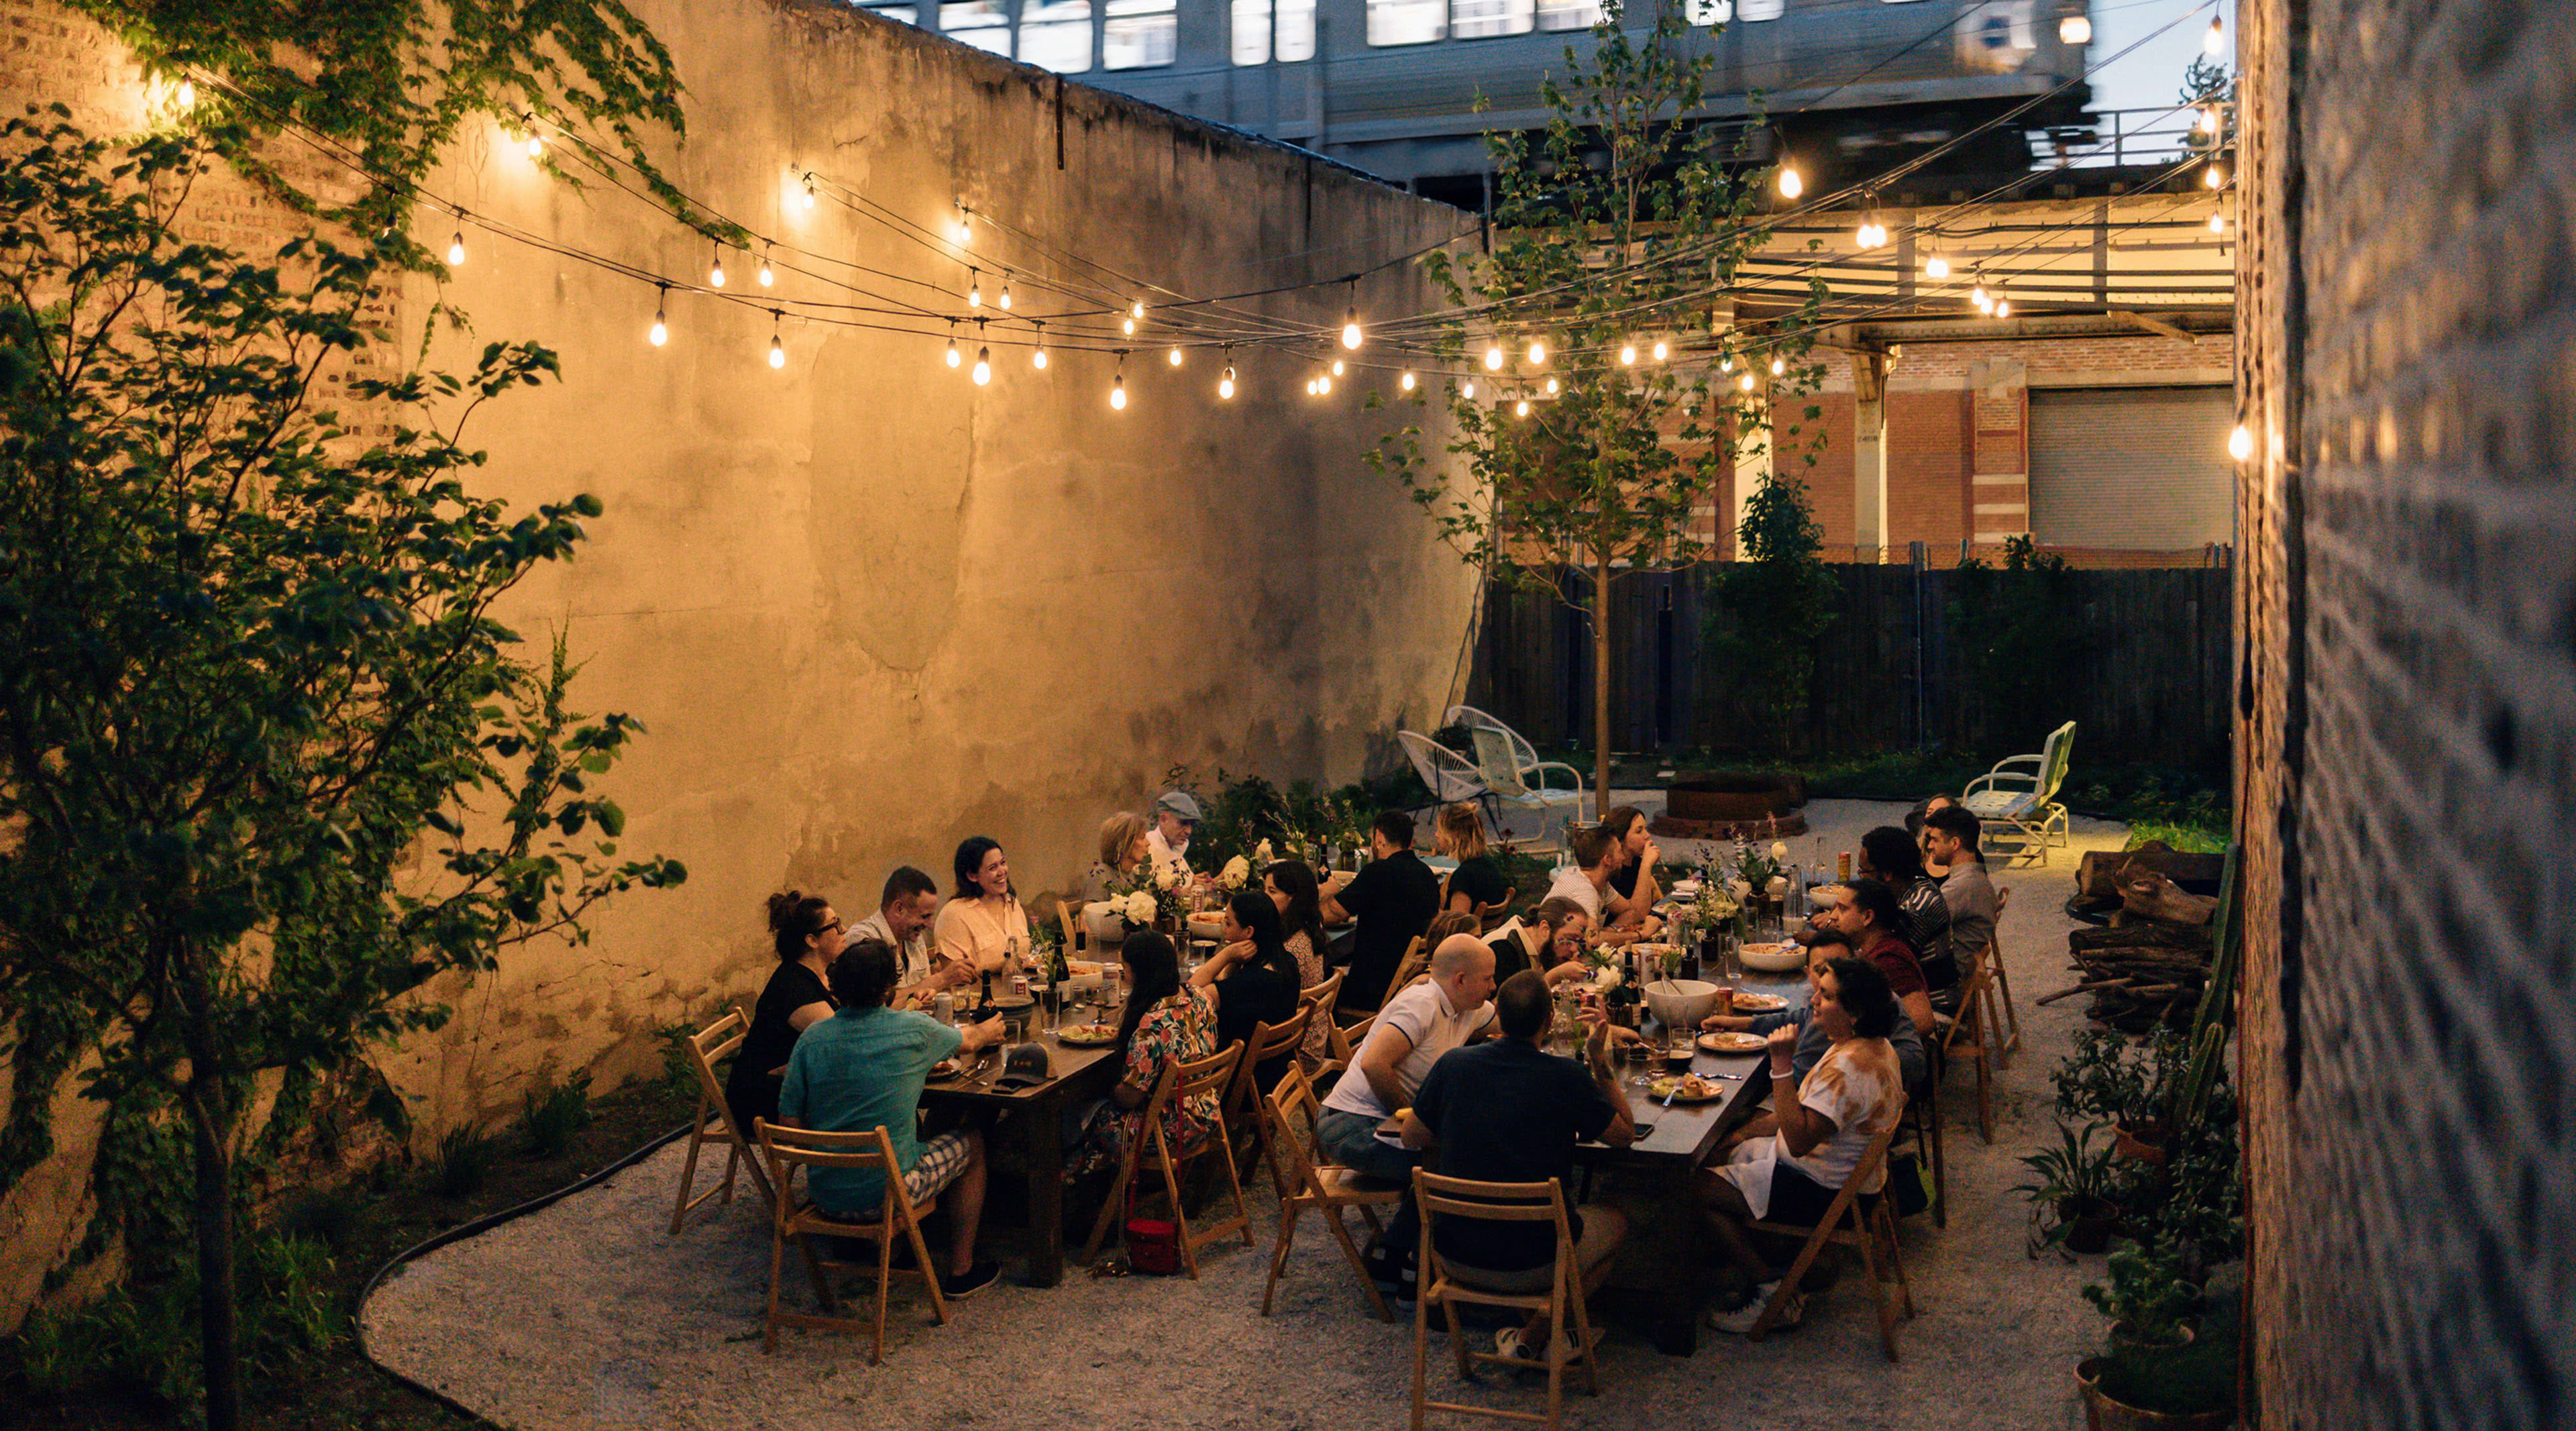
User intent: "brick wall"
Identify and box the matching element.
[2237,1,2576,1426]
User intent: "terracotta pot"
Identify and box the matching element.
[2076,1357,2235,1431]
[2114,1121,2171,1166]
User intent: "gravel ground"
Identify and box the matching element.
[363,800,2132,1431]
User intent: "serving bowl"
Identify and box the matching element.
[1643,978,1724,1032]
[1737,941,1807,974]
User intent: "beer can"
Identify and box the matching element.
[1010,974,1030,999]
[932,993,955,1024]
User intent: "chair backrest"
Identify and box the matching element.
[1397,730,1489,804]
[2035,721,2077,802]
[1055,894,1082,951]
[686,1007,750,1119]
[1177,1041,1244,1103]
[1326,1012,1378,1073]
[1467,727,1530,796]
[754,1120,910,1223]
[1300,967,1346,1017]
[1444,705,1540,773]
[1382,934,1430,1000]
[1226,1004,1318,1122]
[1265,1065,1330,1197]
[1414,1170,1574,1299]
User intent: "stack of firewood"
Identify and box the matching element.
[2044,844,2222,1031]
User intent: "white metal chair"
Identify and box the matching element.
[1961,721,2076,867]
[1443,705,1583,799]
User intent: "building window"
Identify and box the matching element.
[860,1,920,22]
[1104,0,1177,67]
[1233,0,1270,62]
[1455,0,1534,39]
[1276,0,1316,59]
[1368,0,1446,44]
[1020,0,1094,70]
[1535,0,1600,29]
[941,0,1011,52]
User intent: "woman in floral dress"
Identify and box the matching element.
[1072,932,1218,1172]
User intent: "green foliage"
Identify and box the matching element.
[2050,1027,2188,1128]
[8,1228,338,1411]
[2012,1120,2118,1240]
[1159,766,1371,875]
[70,0,701,268]
[1949,535,2088,753]
[1703,472,1837,752]
[516,1071,594,1158]
[1366,0,1823,808]
[0,117,682,1424]
[433,1126,497,1199]
[2084,1238,2198,1344]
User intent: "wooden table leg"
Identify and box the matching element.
[1022,1096,1069,1287]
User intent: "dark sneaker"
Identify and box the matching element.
[938,1259,1002,1300]
[1364,1247,1419,1302]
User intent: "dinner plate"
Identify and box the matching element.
[1731,992,1788,1013]
[928,1057,970,1080]
[1648,1077,1728,1104]
[1698,1030,1768,1055]
[1055,1023,1121,1047]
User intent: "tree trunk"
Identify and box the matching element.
[1592,556,1613,823]
[185,1077,239,1431]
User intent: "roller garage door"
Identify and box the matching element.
[2028,386,2235,550]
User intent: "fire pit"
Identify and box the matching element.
[1651,772,1809,841]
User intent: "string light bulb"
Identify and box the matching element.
[998,276,1013,311]
[1770,356,1786,376]
[1401,370,1416,391]
[1317,372,1333,396]
[954,207,971,247]
[2204,164,2229,190]
[176,79,195,107]
[2228,424,2255,462]
[1111,352,1127,410]
[1619,342,1638,365]
[1341,305,1363,351]
[2209,211,2227,235]
[446,228,466,267]
[945,328,961,368]
[968,269,983,308]
[802,173,816,210]
[1514,399,1530,417]
[1778,164,1804,199]
[767,311,786,370]
[647,285,668,347]
[757,246,775,287]
[1330,358,1344,377]
[1544,376,1560,396]
[1122,316,1137,337]
[2196,105,2220,135]
[1721,355,1733,372]
[1925,254,1951,280]
[1994,295,2012,318]
[1305,378,1318,396]
[1032,322,1049,370]
[1462,379,1477,399]
[1527,339,1548,366]
[2204,16,2224,53]
[1483,342,1505,370]
[2058,13,2090,44]
[1169,346,1185,367]
[972,346,991,386]
[1739,373,1756,392]
[1219,350,1236,401]
[1652,339,1669,362]
[709,243,726,288]
[1131,300,1147,321]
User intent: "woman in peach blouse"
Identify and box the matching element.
[934,836,1030,975]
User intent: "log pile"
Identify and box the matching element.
[2067,841,2226,921]
[2047,848,2222,1031]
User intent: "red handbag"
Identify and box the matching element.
[1122,1179,1181,1275]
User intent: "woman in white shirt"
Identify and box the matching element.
[935,836,1030,977]
[1697,954,1905,1335]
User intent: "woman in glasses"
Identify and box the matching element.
[726,890,845,1140]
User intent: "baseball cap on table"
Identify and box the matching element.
[991,1042,1053,1090]
[1155,790,1203,823]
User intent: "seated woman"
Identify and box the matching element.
[1696,955,1907,1334]
[1085,812,1151,904]
[934,835,1030,982]
[1599,804,1663,926]
[1193,890,1305,1091]
[724,891,841,1141]
[1701,929,1929,1152]
[1071,933,1218,1174]
[1433,802,1511,922]
[1858,827,1958,1008]
[1265,859,1336,1063]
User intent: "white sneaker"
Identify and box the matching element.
[1707,1281,1803,1334]
[1494,1326,1540,1367]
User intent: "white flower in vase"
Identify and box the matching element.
[1155,866,1180,891]
[1122,892,1157,926]
[1220,855,1251,890]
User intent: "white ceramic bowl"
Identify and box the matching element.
[1644,978,1725,1032]
[1738,941,1807,974]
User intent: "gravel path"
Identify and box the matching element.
[363,800,2133,1431]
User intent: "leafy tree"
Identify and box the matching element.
[1949,534,2087,753]
[1368,0,1823,814]
[1702,468,1836,754]
[0,115,683,1430]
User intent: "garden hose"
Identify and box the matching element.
[352,1120,694,1425]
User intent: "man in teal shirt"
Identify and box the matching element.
[780,939,1008,1298]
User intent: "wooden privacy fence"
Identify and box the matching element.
[1464,552,2233,771]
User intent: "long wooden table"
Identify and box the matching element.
[917,1024,1124,1288]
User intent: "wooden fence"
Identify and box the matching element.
[1463,553,2233,771]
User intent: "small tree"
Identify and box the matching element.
[0,117,683,1430]
[1369,1,1823,814]
[1702,468,1837,754]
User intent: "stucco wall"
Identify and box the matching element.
[0,0,1476,1322]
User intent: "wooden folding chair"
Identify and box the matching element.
[1081,1043,1254,1277]
[1412,1171,1603,1431]
[1261,1065,1404,1321]
[1742,1104,1916,1360]
[1381,935,1432,1007]
[1320,1012,1377,1089]
[1905,1079,1947,1229]
[754,1120,949,1364]
[1224,1003,1318,1189]
[1055,893,1083,952]
[1938,942,2000,1145]
[671,1005,763,1233]
[1986,886,2021,1063]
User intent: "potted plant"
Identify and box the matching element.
[2053,1028,2183,1165]
[2076,1244,2238,1430]
[2014,1121,2123,1254]
[2084,1240,2198,1351]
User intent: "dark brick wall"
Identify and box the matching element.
[2238,1,2576,1425]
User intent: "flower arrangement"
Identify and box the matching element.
[1104,859,1187,929]
[1218,855,1252,891]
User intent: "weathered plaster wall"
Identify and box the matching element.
[0,0,1475,1322]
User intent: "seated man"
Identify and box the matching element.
[848,865,971,1010]
[1146,790,1200,880]
[1701,929,1927,1150]
[777,940,1008,1300]
[1404,970,1634,1365]
[1488,896,1595,988]
[1314,935,1499,1287]
[1320,809,1442,1012]
[1543,825,1648,945]
[1924,805,1998,965]
[1811,879,1937,1042]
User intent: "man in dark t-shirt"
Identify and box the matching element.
[1404,970,1633,1363]
[1322,809,1441,1012]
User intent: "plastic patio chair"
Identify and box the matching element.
[1961,721,2076,867]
